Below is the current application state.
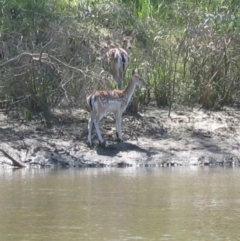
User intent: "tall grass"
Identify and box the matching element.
[124,0,240,111]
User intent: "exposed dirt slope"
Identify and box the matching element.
[1,105,240,168]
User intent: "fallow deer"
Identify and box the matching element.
[87,69,146,146]
[103,35,134,89]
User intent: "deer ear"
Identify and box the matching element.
[132,68,138,75]
[130,30,136,39]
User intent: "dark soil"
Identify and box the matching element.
[1,105,240,168]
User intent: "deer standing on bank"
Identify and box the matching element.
[104,35,134,89]
[87,69,146,146]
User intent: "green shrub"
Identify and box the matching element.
[1,0,240,122]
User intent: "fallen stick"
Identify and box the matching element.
[0,148,26,168]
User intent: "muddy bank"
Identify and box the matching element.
[1,105,240,168]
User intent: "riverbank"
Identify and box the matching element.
[1,105,240,168]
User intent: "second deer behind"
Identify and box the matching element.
[104,35,134,89]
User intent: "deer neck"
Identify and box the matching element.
[121,45,130,54]
[123,79,137,105]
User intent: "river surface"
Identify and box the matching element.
[0,167,240,241]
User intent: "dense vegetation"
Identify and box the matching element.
[0,0,240,122]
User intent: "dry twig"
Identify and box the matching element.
[0,148,26,168]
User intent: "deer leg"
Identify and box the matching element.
[87,112,94,145]
[114,63,123,89]
[93,113,105,144]
[118,71,124,89]
[119,76,123,89]
[113,111,119,139]
[123,67,127,84]
[118,81,122,90]
[115,111,123,142]
[115,75,122,90]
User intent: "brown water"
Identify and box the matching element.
[0,167,240,241]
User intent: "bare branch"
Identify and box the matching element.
[0,37,52,69]
[48,54,86,75]
[0,52,35,69]
[0,148,26,168]
[39,38,53,62]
